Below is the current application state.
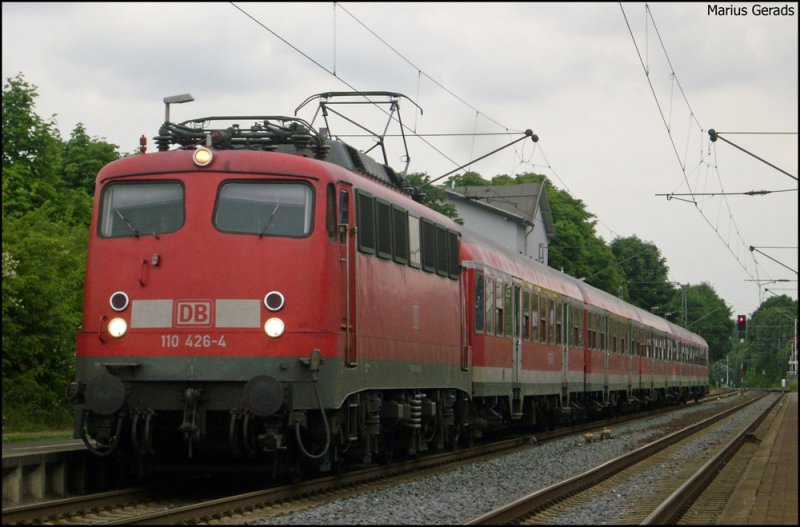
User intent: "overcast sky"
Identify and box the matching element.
[3,2,797,320]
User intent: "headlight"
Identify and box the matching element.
[108,317,128,338]
[193,147,213,167]
[109,291,129,311]
[264,317,285,338]
[264,291,285,311]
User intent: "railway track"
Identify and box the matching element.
[2,390,742,524]
[466,391,780,525]
[2,437,526,525]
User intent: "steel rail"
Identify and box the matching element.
[466,392,766,525]
[107,438,526,525]
[642,392,784,524]
[2,487,155,525]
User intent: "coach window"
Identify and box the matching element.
[549,301,556,345]
[392,206,409,264]
[474,273,485,333]
[555,302,563,345]
[531,293,539,343]
[572,307,580,347]
[408,216,421,268]
[214,181,312,237]
[522,289,530,340]
[539,298,547,344]
[100,181,184,238]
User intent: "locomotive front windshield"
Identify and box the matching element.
[99,181,184,237]
[214,181,313,237]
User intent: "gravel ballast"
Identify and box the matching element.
[260,393,777,525]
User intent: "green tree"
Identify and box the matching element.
[61,123,119,195]
[2,73,61,178]
[742,295,797,388]
[404,171,463,224]
[545,180,622,294]
[2,74,63,220]
[611,235,675,311]
[683,282,733,363]
[2,73,116,430]
[445,170,491,187]
[2,208,88,428]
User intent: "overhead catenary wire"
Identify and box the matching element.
[232,3,711,268]
[708,129,797,182]
[619,2,769,285]
[656,188,797,198]
[230,1,462,169]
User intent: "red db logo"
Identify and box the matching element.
[175,300,213,326]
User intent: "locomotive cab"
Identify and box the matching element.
[70,144,350,468]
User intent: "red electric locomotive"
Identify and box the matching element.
[68,92,707,478]
[69,93,473,477]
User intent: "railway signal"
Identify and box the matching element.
[737,314,747,340]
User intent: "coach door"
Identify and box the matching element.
[511,281,523,417]
[557,299,569,408]
[338,184,357,366]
